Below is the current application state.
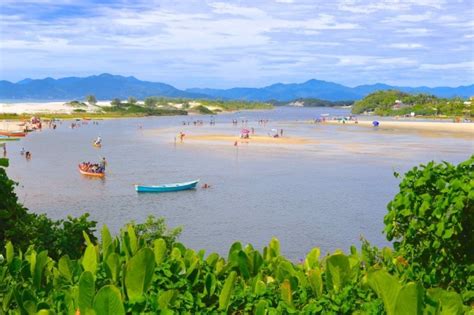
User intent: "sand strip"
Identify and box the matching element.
[323,120,474,134]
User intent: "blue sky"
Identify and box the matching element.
[0,0,473,88]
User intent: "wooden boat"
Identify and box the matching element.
[135,179,199,193]
[93,142,102,148]
[0,131,26,137]
[78,165,105,178]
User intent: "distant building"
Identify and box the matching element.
[391,100,410,110]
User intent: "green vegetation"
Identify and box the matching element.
[384,157,473,298]
[102,102,187,116]
[0,156,472,313]
[65,100,88,108]
[190,105,215,114]
[86,95,97,106]
[269,98,353,107]
[352,90,472,117]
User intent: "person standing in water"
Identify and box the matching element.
[2,144,6,158]
[95,136,102,145]
[99,157,107,172]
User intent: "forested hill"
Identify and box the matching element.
[352,90,472,116]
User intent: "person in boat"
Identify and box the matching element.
[94,136,102,145]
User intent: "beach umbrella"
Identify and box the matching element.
[241,128,250,134]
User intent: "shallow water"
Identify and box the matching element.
[4,107,473,259]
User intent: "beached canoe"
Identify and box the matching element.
[0,135,20,141]
[0,131,26,137]
[78,167,105,178]
[135,179,199,193]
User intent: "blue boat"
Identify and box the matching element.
[135,179,200,193]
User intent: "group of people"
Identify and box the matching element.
[20,147,31,159]
[80,158,107,174]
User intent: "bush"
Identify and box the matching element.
[1,232,465,314]
[384,156,474,299]
[0,159,97,260]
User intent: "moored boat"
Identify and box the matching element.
[135,179,199,193]
[0,131,27,137]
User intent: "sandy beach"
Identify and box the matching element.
[0,101,112,114]
[184,134,314,145]
[323,119,474,135]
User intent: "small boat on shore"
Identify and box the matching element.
[0,131,27,137]
[135,179,199,193]
[0,135,20,141]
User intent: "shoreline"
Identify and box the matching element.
[323,119,474,135]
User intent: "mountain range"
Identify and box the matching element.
[1,73,472,102]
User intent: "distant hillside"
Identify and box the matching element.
[0,74,205,100]
[269,98,353,107]
[187,79,361,101]
[1,74,472,101]
[189,80,474,101]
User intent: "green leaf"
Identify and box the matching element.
[308,268,323,297]
[255,300,268,315]
[125,248,155,303]
[304,247,321,270]
[395,282,423,315]
[127,225,138,255]
[101,225,113,258]
[58,255,73,283]
[427,288,464,315]
[153,238,167,265]
[105,253,120,283]
[82,244,97,275]
[33,251,49,289]
[326,254,351,292]
[280,279,293,307]
[367,269,401,315]
[158,290,177,310]
[79,271,95,314]
[219,271,237,311]
[237,250,250,279]
[93,285,125,315]
[5,242,13,265]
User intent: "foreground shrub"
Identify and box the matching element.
[0,230,465,314]
[384,156,474,301]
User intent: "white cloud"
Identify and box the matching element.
[420,61,474,70]
[339,0,445,14]
[395,28,431,36]
[388,43,425,49]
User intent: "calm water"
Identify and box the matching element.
[4,107,473,259]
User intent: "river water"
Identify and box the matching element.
[4,107,473,259]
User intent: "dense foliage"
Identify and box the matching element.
[352,90,471,117]
[384,156,474,301]
[102,103,187,116]
[0,229,466,314]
